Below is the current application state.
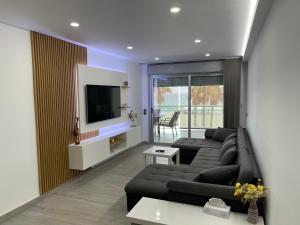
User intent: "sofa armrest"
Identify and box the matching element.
[167,179,235,201]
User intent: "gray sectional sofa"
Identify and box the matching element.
[124,127,263,214]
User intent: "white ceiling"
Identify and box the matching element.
[0,0,256,63]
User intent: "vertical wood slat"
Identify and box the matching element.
[31,32,87,194]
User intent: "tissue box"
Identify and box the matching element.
[203,202,231,219]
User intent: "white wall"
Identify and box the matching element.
[87,49,143,133]
[0,23,39,216]
[247,1,300,224]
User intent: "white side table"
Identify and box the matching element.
[126,197,265,225]
[143,146,180,165]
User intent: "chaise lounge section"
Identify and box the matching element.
[124,127,263,214]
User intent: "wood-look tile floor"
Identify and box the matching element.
[1,143,154,225]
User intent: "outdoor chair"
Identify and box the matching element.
[158,111,180,137]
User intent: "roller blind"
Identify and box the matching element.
[154,74,223,87]
[154,77,188,87]
[148,60,223,75]
[191,74,223,86]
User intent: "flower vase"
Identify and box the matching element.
[247,200,259,224]
[74,117,80,145]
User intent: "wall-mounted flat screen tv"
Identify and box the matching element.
[86,85,121,123]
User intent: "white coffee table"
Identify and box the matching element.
[126,197,265,225]
[143,146,180,165]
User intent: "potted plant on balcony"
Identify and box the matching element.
[234,179,268,224]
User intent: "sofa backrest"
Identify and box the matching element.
[237,127,251,152]
[235,128,262,183]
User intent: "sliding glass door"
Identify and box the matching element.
[150,74,223,143]
[190,75,224,138]
[152,76,189,143]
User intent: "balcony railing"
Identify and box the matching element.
[153,105,223,129]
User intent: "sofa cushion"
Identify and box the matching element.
[224,132,237,143]
[220,138,237,157]
[198,139,223,148]
[212,127,236,142]
[220,147,237,165]
[171,138,222,150]
[190,148,221,169]
[204,129,216,139]
[124,164,201,198]
[195,165,240,185]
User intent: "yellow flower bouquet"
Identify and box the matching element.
[234,179,268,224]
[234,179,268,204]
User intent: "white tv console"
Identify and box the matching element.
[68,125,142,170]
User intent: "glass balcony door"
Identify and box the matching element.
[150,74,224,143]
[151,76,189,143]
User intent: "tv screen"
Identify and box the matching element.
[85,85,121,123]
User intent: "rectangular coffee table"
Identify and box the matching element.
[143,146,180,165]
[126,197,265,225]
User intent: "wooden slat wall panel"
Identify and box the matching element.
[31,32,87,194]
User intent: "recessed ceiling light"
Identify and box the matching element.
[154,57,160,61]
[127,46,134,50]
[70,22,79,27]
[170,7,181,14]
[205,53,211,57]
[194,39,202,43]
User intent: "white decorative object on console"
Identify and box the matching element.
[68,125,142,170]
[203,198,231,219]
